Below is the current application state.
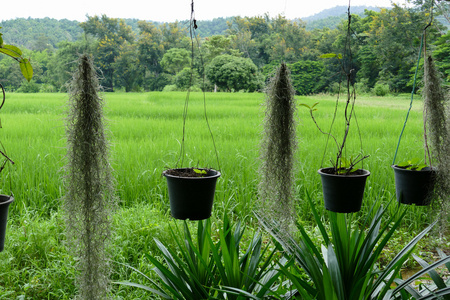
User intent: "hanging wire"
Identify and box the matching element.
[0,83,14,195]
[177,0,221,170]
[392,2,434,166]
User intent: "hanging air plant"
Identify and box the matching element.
[423,54,450,231]
[63,54,116,299]
[258,62,297,230]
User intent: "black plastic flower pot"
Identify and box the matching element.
[0,194,14,252]
[318,167,370,213]
[163,168,221,220]
[391,165,436,206]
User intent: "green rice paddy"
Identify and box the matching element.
[0,91,441,298]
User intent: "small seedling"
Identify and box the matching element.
[193,168,207,175]
[397,158,428,171]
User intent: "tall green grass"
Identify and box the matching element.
[0,92,430,224]
[0,91,440,299]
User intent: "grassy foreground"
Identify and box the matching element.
[0,91,447,298]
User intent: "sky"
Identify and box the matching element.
[2,0,411,22]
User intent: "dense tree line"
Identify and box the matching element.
[0,3,448,94]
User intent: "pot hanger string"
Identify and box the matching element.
[0,83,14,195]
[177,1,221,170]
[392,2,434,166]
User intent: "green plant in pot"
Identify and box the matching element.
[391,158,435,206]
[162,167,221,220]
[301,64,369,213]
[162,13,221,221]
[0,28,32,252]
[392,36,449,209]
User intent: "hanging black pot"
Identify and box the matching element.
[0,194,14,252]
[391,165,435,206]
[163,168,221,220]
[318,167,370,213]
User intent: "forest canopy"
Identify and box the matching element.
[0,3,448,94]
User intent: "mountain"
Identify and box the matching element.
[0,6,388,49]
[303,5,385,30]
[0,17,82,50]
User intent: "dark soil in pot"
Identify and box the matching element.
[163,168,221,220]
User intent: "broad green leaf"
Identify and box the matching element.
[299,103,311,109]
[414,163,427,171]
[20,58,33,82]
[0,44,22,58]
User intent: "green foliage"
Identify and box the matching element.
[391,249,450,299]
[193,168,207,175]
[434,31,450,82]
[1,4,447,94]
[116,214,281,299]
[258,194,438,299]
[16,79,40,93]
[396,158,428,171]
[206,54,262,92]
[175,67,199,90]
[372,82,390,96]
[0,27,33,81]
[288,60,326,95]
[160,48,191,75]
[0,18,82,50]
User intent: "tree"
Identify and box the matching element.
[136,21,165,90]
[46,37,96,92]
[206,54,261,92]
[160,48,191,75]
[80,15,135,91]
[363,5,440,92]
[288,60,326,95]
[113,41,141,92]
[433,31,450,81]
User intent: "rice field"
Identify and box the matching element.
[1,91,429,221]
[0,91,442,298]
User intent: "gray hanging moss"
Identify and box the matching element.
[423,55,450,234]
[63,54,116,300]
[258,63,297,231]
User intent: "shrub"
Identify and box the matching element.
[372,82,390,96]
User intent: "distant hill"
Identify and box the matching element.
[0,17,82,50]
[303,5,385,30]
[0,6,390,50]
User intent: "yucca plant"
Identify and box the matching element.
[391,248,450,299]
[258,193,437,300]
[258,62,297,231]
[116,213,281,299]
[63,54,116,299]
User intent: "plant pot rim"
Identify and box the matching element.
[391,165,435,172]
[0,195,14,205]
[318,167,370,178]
[163,168,221,179]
